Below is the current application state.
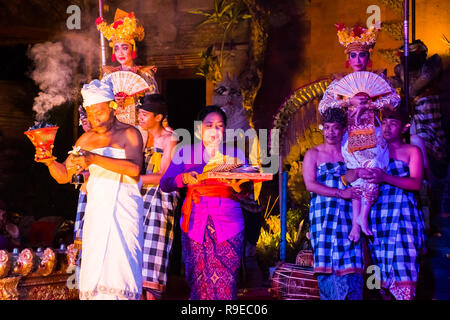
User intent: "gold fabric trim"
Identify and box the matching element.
[79,285,141,300]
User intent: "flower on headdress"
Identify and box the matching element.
[113,20,124,29]
[96,17,104,25]
[335,23,346,31]
[352,25,365,37]
[336,22,380,52]
[97,9,145,45]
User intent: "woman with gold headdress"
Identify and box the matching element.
[96,9,159,132]
[318,23,400,244]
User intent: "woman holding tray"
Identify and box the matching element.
[160,105,251,300]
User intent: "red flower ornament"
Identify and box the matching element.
[113,20,124,29]
[352,25,365,37]
[335,22,346,31]
[115,92,128,99]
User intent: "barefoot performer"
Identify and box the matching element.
[303,108,364,300]
[318,22,400,242]
[36,80,144,300]
[366,106,425,300]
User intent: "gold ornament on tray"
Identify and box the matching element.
[201,152,243,172]
[197,163,272,182]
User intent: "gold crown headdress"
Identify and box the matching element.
[96,9,145,58]
[335,23,380,53]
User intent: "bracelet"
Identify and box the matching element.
[182,173,189,185]
[340,175,352,187]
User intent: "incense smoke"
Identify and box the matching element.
[28,42,73,121]
[27,32,100,122]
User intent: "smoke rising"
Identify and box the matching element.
[27,31,100,122]
[28,42,73,121]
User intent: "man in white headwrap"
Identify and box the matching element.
[35,79,144,300]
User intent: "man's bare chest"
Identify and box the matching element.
[81,132,125,151]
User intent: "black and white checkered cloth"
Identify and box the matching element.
[74,191,87,267]
[309,162,364,275]
[413,95,447,161]
[369,159,425,289]
[74,192,86,239]
[141,184,179,292]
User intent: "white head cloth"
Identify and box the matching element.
[81,79,115,108]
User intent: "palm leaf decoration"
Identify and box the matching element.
[443,34,450,53]
[189,0,251,84]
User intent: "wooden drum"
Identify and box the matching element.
[271,263,320,300]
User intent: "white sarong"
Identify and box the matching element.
[79,147,143,300]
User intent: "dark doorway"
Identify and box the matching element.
[164,78,206,141]
[161,77,205,295]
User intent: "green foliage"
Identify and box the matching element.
[189,0,251,84]
[256,207,310,273]
[189,0,251,29]
[196,45,223,84]
[285,205,311,257]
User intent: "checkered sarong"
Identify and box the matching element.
[74,192,86,239]
[141,184,179,292]
[74,191,87,267]
[369,159,425,297]
[309,162,363,276]
[413,95,447,161]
